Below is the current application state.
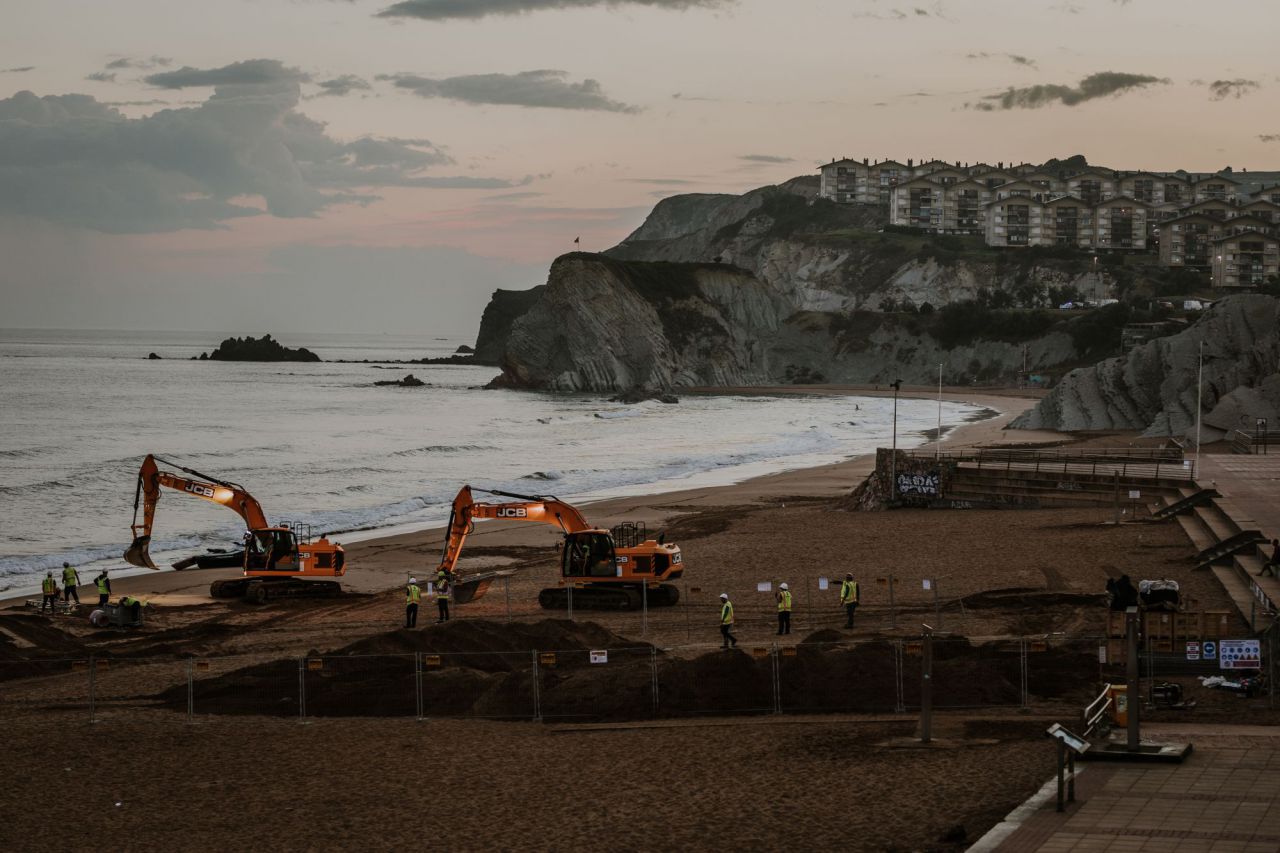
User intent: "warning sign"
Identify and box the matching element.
[539,652,557,667]
[424,655,442,667]
[589,650,608,665]
[1185,642,1200,661]
[1218,639,1261,670]
[307,659,323,671]
[818,577,829,591]
[1202,641,1217,660]
[757,581,772,592]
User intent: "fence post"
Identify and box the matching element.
[771,643,781,715]
[650,647,660,717]
[503,575,511,622]
[894,640,905,713]
[187,659,194,723]
[920,626,934,743]
[88,655,96,724]
[1020,640,1029,711]
[567,583,573,621]
[889,575,897,630]
[642,580,648,637]
[683,584,691,640]
[531,650,541,722]
[415,652,424,721]
[1269,628,1275,710]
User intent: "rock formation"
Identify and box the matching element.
[1010,295,1280,437]
[374,374,427,387]
[202,334,320,362]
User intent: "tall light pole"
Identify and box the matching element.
[1194,339,1204,477]
[890,379,902,501]
[936,363,943,461]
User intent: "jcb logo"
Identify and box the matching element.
[496,507,528,518]
[185,482,215,498]
[672,553,683,564]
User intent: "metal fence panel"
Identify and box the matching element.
[776,641,900,714]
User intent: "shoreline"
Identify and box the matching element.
[1,387,1052,608]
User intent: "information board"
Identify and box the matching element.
[1219,639,1261,670]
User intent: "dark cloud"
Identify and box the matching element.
[314,75,373,97]
[377,0,730,22]
[1260,134,1280,143]
[0,77,530,234]
[967,52,1037,68]
[482,191,547,201]
[738,154,793,163]
[85,72,117,83]
[145,59,310,89]
[378,70,639,113]
[1206,79,1260,100]
[974,71,1168,110]
[105,56,172,70]
[2,66,36,74]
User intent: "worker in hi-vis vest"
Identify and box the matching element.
[94,571,111,606]
[435,573,452,623]
[41,572,59,614]
[840,573,860,629]
[405,577,421,629]
[61,562,81,605]
[776,582,792,636]
[719,593,737,650]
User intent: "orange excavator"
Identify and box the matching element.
[441,486,684,610]
[124,454,346,603]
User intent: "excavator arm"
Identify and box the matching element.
[438,485,591,577]
[124,454,269,569]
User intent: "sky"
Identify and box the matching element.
[2,0,1279,336]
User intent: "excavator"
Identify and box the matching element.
[440,485,684,610]
[124,454,346,603]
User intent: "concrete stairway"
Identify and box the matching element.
[1156,485,1279,631]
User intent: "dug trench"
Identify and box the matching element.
[152,619,1102,721]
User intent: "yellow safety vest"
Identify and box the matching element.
[841,581,859,604]
[778,590,792,612]
[42,577,57,595]
[720,601,734,625]
[96,577,109,594]
[406,584,421,604]
[437,581,451,602]
[122,596,142,607]
[62,566,78,586]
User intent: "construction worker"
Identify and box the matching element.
[41,572,59,613]
[436,572,452,623]
[94,570,111,606]
[776,582,792,636]
[719,593,737,650]
[61,562,80,605]
[405,577,421,628]
[840,573,860,629]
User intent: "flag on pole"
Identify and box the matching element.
[573,236,580,245]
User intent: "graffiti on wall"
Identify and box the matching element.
[896,471,940,497]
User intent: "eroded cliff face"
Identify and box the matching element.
[495,255,784,391]
[1010,295,1280,436]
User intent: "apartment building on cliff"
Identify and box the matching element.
[817,157,1280,286]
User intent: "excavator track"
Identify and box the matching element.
[210,578,342,603]
[538,583,680,611]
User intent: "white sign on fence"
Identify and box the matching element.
[757,581,772,592]
[922,579,932,590]
[589,650,608,665]
[1185,642,1200,661]
[818,577,829,591]
[1128,490,1141,500]
[1219,639,1261,670]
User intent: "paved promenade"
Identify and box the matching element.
[983,725,1280,852]
[1197,453,1280,542]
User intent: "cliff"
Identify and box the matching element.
[1010,295,1280,437]
[476,177,1192,393]
[495,254,783,391]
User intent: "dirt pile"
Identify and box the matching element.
[0,615,88,680]
[155,624,1103,721]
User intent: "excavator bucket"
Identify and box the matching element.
[451,573,499,605]
[124,535,159,570]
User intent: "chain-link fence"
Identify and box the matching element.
[1,630,1272,724]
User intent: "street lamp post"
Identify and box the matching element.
[890,379,902,502]
[1194,340,1204,477]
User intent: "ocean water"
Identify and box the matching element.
[0,328,984,594]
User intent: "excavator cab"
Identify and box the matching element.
[563,531,619,579]
[245,527,298,571]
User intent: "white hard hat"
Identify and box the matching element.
[409,577,417,584]
[719,593,728,600]
[780,582,789,590]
